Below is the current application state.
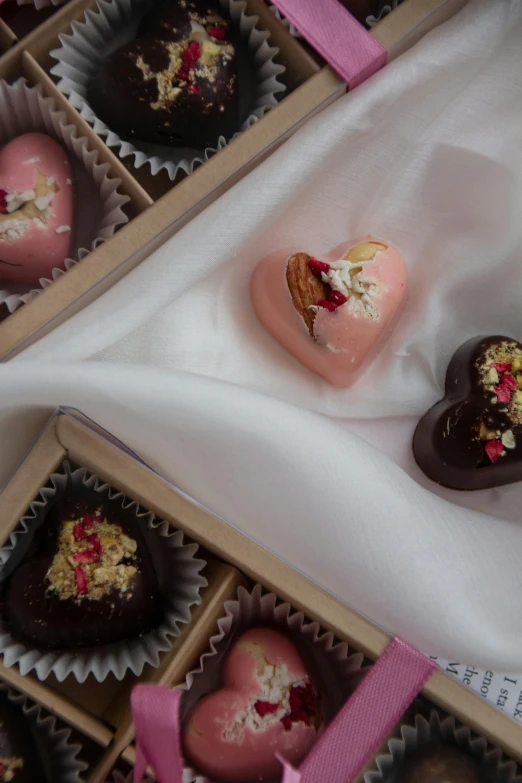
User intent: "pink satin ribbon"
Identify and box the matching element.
[269,0,387,90]
[131,637,436,783]
[132,686,183,783]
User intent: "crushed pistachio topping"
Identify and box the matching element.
[0,172,57,242]
[46,511,138,602]
[131,11,235,112]
[0,756,24,781]
[476,340,522,463]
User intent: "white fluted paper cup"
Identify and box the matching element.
[0,461,207,683]
[364,709,522,783]
[0,78,130,315]
[0,684,88,781]
[179,583,367,783]
[50,0,286,180]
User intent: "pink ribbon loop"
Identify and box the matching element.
[269,0,387,90]
[297,637,437,783]
[278,756,302,783]
[131,638,436,783]
[132,685,183,783]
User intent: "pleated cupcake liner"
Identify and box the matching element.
[0,461,207,683]
[0,683,88,782]
[180,583,368,783]
[364,709,522,783]
[0,78,130,314]
[50,0,287,181]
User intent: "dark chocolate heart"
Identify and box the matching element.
[0,692,47,782]
[2,486,164,649]
[88,0,238,149]
[413,335,522,490]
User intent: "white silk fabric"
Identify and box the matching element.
[2,0,522,671]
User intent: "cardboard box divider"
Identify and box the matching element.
[0,407,521,781]
[0,414,249,780]
[0,0,466,361]
[0,18,16,51]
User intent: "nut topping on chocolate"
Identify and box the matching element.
[286,241,386,340]
[46,511,138,602]
[414,335,522,490]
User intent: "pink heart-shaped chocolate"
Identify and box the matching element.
[251,238,407,387]
[0,132,74,285]
[183,628,320,782]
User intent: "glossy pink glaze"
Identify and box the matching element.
[251,238,407,387]
[0,133,74,284]
[183,628,317,782]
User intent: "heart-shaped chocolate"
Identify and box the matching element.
[88,0,238,150]
[0,693,47,782]
[0,132,74,285]
[413,335,522,490]
[251,238,407,387]
[183,627,320,782]
[2,486,164,649]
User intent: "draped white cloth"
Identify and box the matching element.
[2,0,522,671]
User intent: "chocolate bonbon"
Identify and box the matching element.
[397,746,483,783]
[183,627,320,782]
[414,335,522,490]
[251,238,407,387]
[0,692,47,782]
[3,487,164,649]
[88,0,238,150]
[0,133,74,285]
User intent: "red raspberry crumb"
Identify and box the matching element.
[491,362,512,372]
[207,25,227,39]
[0,190,7,214]
[87,533,102,554]
[177,68,190,81]
[288,683,316,725]
[74,523,88,541]
[317,299,338,312]
[254,700,279,717]
[501,373,517,391]
[74,566,89,595]
[72,548,100,565]
[0,763,6,776]
[485,439,503,463]
[82,513,100,529]
[328,290,347,306]
[308,258,330,276]
[183,41,201,63]
[280,715,293,731]
[495,383,512,403]
[187,83,201,94]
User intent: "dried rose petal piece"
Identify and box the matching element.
[485,439,503,463]
[73,523,88,541]
[501,374,517,391]
[308,258,330,276]
[254,701,280,717]
[82,513,101,529]
[495,384,512,403]
[207,25,227,39]
[280,715,293,731]
[87,532,102,554]
[317,299,338,312]
[72,548,100,565]
[74,565,89,595]
[328,290,348,305]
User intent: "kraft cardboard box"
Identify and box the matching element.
[0,0,467,361]
[0,407,520,782]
